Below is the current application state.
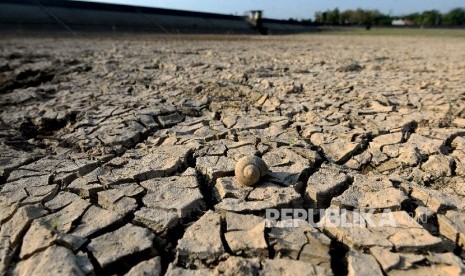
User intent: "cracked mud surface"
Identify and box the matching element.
[1,34,465,275]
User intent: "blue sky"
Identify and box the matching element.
[80,0,464,19]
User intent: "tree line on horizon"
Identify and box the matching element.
[307,8,465,27]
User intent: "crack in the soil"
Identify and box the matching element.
[328,238,349,276]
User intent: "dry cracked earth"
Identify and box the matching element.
[1,34,465,275]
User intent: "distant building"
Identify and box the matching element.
[246,10,267,34]
[392,19,413,26]
[247,10,263,21]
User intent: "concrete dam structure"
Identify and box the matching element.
[0,0,317,34]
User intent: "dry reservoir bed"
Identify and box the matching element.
[1,34,465,275]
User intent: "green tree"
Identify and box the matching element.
[315,7,465,27]
[315,8,341,25]
[443,8,465,26]
[325,8,341,25]
[404,12,422,25]
[314,11,324,24]
[340,9,379,26]
[352,8,365,25]
[375,13,393,25]
[421,10,442,26]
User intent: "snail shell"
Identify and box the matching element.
[235,156,269,187]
